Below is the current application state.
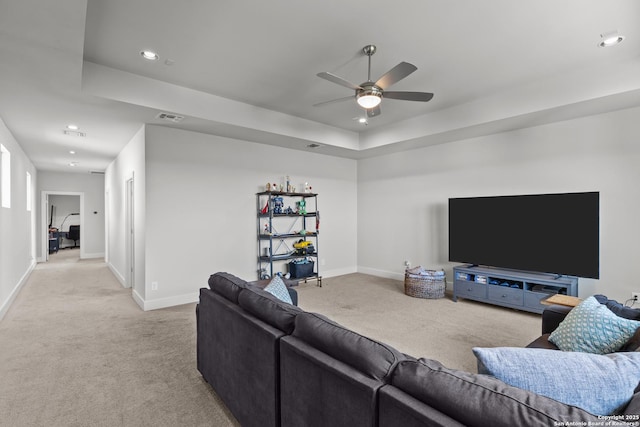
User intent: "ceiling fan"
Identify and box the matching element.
[314,45,434,118]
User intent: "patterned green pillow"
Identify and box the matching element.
[549,296,640,354]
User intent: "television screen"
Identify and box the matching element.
[448,192,599,279]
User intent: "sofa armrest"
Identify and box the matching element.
[541,304,573,334]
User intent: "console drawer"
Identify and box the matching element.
[454,281,486,299]
[488,286,523,306]
[524,291,550,312]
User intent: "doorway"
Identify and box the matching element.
[41,191,84,262]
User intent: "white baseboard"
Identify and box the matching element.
[81,252,105,259]
[132,288,145,310]
[357,266,405,281]
[127,266,354,312]
[318,266,357,279]
[0,260,36,322]
[106,262,127,288]
[136,291,199,311]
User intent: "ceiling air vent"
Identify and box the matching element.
[156,112,185,123]
[63,130,86,137]
[89,170,105,175]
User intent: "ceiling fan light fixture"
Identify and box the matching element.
[357,94,381,109]
[357,85,383,109]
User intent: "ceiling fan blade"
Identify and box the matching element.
[374,62,417,89]
[366,106,381,117]
[383,91,434,102]
[313,96,354,107]
[317,72,362,91]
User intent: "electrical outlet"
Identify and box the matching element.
[632,292,640,301]
[404,260,411,268]
[152,281,158,291]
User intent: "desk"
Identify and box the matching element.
[48,230,59,253]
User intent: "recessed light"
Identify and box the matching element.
[599,30,625,47]
[68,161,78,167]
[66,124,79,130]
[69,150,76,155]
[140,50,159,60]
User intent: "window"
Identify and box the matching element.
[26,171,31,211]
[1,144,10,208]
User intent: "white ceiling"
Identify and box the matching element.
[1,0,640,172]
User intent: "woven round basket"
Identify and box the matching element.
[404,270,446,299]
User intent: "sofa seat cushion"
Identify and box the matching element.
[237,286,302,334]
[389,358,598,427]
[473,347,640,416]
[291,312,404,381]
[208,272,248,303]
[549,296,640,354]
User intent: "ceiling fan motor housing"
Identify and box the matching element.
[356,83,383,109]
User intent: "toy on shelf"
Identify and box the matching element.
[273,197,284,214]
[296,199,306,215]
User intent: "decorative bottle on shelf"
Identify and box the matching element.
[286,175,291,193]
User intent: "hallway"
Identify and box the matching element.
[0,254,238,426]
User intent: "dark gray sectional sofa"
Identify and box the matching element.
[197,273,637,426]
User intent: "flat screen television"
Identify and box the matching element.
[448,192,599,279]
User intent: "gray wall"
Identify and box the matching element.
[357,106,640,302]
[0,117,37,321]
[106,125,358,310]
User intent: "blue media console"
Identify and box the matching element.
[452,265,578,314]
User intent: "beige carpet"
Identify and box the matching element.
[0,249,239,427]
[0,252,542,426]
[296,274,541,372]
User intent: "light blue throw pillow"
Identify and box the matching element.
[473,347,640,416]
[549,296,640,354]
[264,275,293,305]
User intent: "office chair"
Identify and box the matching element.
[67,225,80,248]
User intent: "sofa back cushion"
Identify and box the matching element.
[291,312,403,381]
[238,286,303,334]
[208,272,248,304]
[389,358,599,427]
